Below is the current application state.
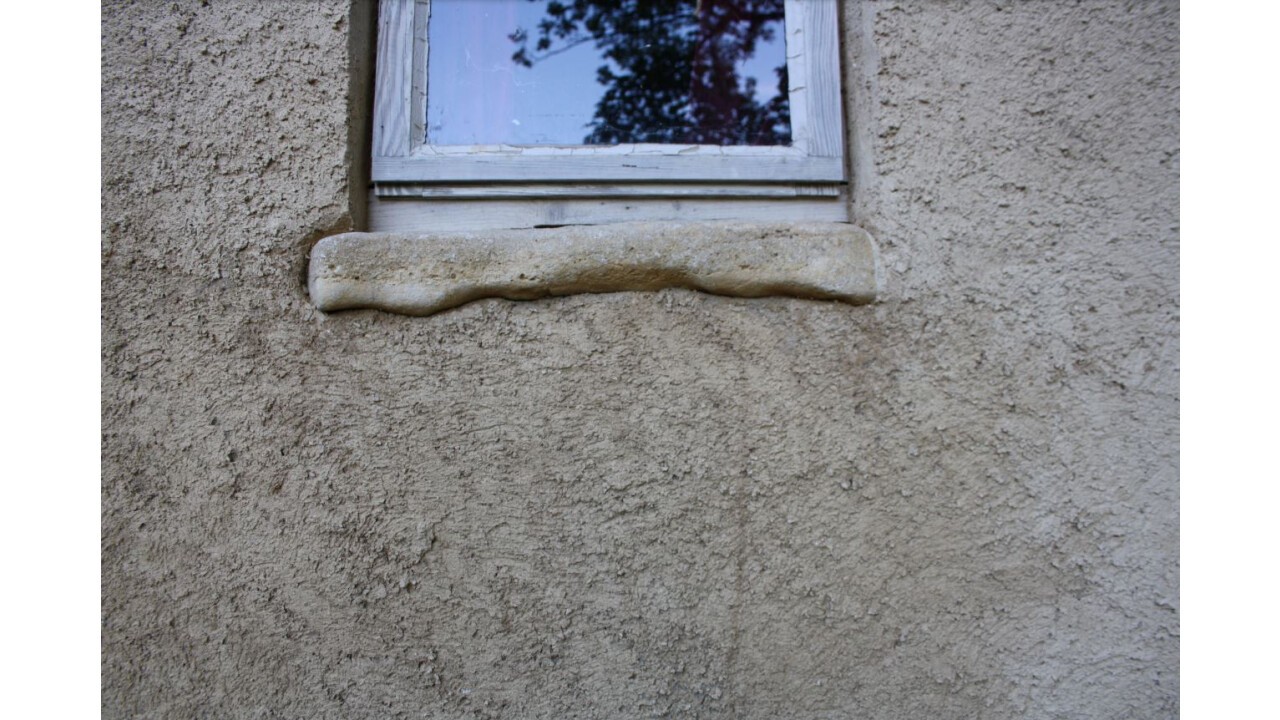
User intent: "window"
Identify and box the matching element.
[311,0,876,315]
[368,0,847,231]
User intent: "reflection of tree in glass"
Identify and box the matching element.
[510,0,790,146]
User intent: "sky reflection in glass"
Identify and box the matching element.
[427,0,790,147]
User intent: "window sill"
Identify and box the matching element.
[308,221,881,316]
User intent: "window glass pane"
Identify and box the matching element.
[427,0,790,146]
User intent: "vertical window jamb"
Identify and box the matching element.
[410,0,430,152]
[373,0,416,159]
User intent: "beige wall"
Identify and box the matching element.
[102,1,1178,717]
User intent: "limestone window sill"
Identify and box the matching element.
[308,221,881,316]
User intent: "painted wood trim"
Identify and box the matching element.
[372,0,415,158]
[374,182,841,199]
[783,0,812,156]
[408,142,807,158]
[368,192,848,232]
[373,154,843,183]
[801,0,844,158]
[410,0,429,149]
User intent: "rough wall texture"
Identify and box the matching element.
[102,1,1178,717]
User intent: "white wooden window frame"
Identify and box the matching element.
[371,0,845,198]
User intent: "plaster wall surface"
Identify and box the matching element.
[102,1,1179,717]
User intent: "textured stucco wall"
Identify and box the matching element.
[102,1,1178,717]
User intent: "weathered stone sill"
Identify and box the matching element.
[308,222,881,316]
